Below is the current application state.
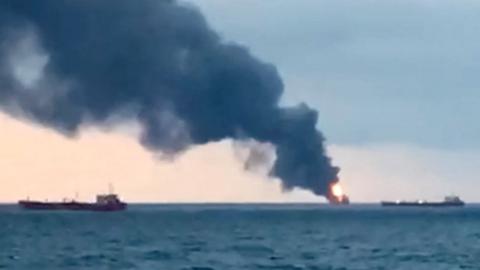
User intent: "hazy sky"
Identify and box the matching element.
[189,0,480,201]
[1,1,480,202]
[192,0,480,148]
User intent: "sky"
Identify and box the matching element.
[1,1,480,202]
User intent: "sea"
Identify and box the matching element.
[1,203,479,270]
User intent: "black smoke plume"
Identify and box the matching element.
[0,0,339,197]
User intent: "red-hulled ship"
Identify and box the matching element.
[18,193,127,211]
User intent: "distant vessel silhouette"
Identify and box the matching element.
[381,195,465,207]
[18,193,127,211]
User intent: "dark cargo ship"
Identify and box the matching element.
[18,194,127,211]
[381,196,465,207]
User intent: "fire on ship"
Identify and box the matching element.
[327,181,350,205]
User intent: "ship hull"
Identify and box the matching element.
[18,201,127,211]
[381,201,464,207]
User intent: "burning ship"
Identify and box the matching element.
[328,181,350,205]
[18,193,127,211]
[381,195,465,207]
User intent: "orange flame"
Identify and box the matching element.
[328,181,349,204]
[331,182,344,198]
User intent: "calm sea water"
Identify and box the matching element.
[1,204,479,270]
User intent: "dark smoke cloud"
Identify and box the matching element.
[0,0,339,197]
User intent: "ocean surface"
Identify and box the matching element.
[1,204,479,270]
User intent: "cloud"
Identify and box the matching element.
[192,0,480,148]
[7,28,48,88]
[0,0,339,197]
[0,112,319,203]
[2,110,479,203]
[330,143,480,202]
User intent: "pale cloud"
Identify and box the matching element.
[8,28,48,89]
[2,111,478,203]
[330,143,480,202]
[2,1,478,203]
[192,0,480,148]
[0,113,319,203]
